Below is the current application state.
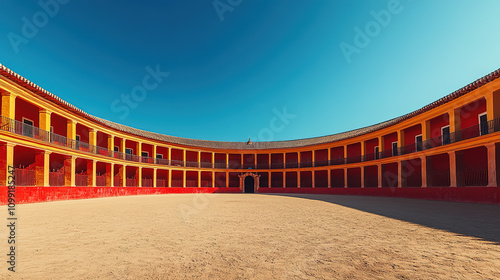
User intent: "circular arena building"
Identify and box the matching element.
[1,63,500,204]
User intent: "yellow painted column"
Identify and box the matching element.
[107,135,115,152]
[360,167,365,188]
[361,141,366,162]
[312,170,315,188]
[486,143,497,187]
[89,129,97,151]
[298,152,301,168]
[153,168,157,188]
[282,172,286,188]
[420,156,427,188]
[212,171,215,188]
[87,159,96,187]
[64,155,76,187]
[397,161,402,188]
[35,151,50,186]
[197,151,201,168]
[268,171,271,188]
[377,164,382,188]
[198,171,201,188]
[167,147,172,164]
[120,139,126,154]
[378,136,384,153]
[0,143,15,186]
[448,151,457,187]
[107,163,114,187]
[449,109,461,133]
[343,146,347,163]
[226,154,229,169]
[152,145,157,160]
[422,121,431,141]
[312,151,315,167]
[136,142,142,157]
[183,150,186,167]
[1,92,16,120]
[327,169,331,188]
[67,120,77,148]
[398,130,404,151]
[121,165,127,187]
[297,171,301,188]
[39,109,51,143]
[137,167,142,187]
[211,152,215,169]
[183,170,186,188]
[226,171,229,187]
[168,169,172,187]
[343,168,348,188]
[485,90,500,121]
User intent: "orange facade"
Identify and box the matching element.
[1,63,500,204]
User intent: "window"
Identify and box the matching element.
[156,154,163,159]
[479,112,488,135]
[141,151,149,157]
[392,142,398,156]
[75,134,80,149]
[22,118,34,137]
[125,148,133,154]
[415,134,423,151]
[441,126,450,145]
[114,146,119,152]
[374,146,379,160]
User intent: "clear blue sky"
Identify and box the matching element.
[1,0,500,142]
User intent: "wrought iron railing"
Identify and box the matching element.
[2,116,499,171]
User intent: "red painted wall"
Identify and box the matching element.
[228,172,239,187]
[300,171,312,188]
[214,172,226,187]
[142,144,153,157]
[315,149,328,162]
[330,147,344,161]
[347,167,361,188]
[271,172,283,188]
[286,172,297,188]
[15,98,39,127]
[50,113,67,136]
[331,169,344,188]
[156,146,169,159]
[383,132,397,152]
[365,138,379,158]
[347,143,361,158]
[460,99,486,129]
[382,163,398,188]
[186,171,198,187]
[430,114,449,138]
[171,149,183,161]
[404,124,422,146]
[257,154,269,166]
[76,123,89,143]
[315,170,328,188]
[258,172,269,188]
[271,153,283,165]
[364,165,378,187]
[285,153,298,164]
[201,171,212,187]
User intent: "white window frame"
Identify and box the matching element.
[478,112,487,135]
[125,148,133,155]
[441,125,450,145]
[391,141,398,156]
[415,134,423,151]
[141,151,149,157]
[22,117,34,126]
[156,153,163,159]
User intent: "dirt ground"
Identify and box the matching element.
[2,193,500,279]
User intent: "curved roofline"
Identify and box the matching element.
[1,62,499,150]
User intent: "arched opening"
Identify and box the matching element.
[244,176,255,193]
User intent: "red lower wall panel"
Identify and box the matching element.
[257,187,500,205]
[0,187,241,205]
[1,186,499,205]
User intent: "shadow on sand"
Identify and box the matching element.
[263,193,500,245]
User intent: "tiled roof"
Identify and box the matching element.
[1,62,499,150]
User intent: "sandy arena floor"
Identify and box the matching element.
[1,193,500,279]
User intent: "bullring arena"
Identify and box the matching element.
[1,63,500,279]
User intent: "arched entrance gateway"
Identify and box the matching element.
[238,172,260,193]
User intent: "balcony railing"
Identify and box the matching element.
[2,116,500,170]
